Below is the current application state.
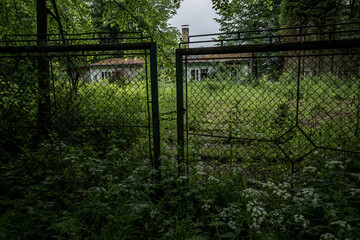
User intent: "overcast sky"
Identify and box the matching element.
[168,0,221,36]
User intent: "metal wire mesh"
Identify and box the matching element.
[0,43,154,161]
[181,47,360,178]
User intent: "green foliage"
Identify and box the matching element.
[214,0,360,45]
[0,0,92,39]
[1,3,360,239]
[86,0,182,78]
[280,0,345,26]
[214,0,281,36]
[1,141,359,239]
[1,74,359,238]
[0,0,182,79]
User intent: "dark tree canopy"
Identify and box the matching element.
[213,0,360,33]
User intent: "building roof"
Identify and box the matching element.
[91,58,144,66]
[186,53,251,63]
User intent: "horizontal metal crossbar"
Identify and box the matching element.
[1,32,151,46]
[188,21,360,39]
[0,42,154,54]
[181,21,360,47]
[177,38,360,55]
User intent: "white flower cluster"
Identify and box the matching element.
[268,210,286,232]
[349,172,360,181]
[261,181,291,200]
[325,160,344,170]
[320,233,337,240]
[242,188,264,200]
[331,220,352,231]
[294,187,320,205]
[201,203,211,211]
[193,161,213,176]
[176,175,188,184]
[207,175,220,183]
[228,220,236,230]
[150,209,160,219]
[349,188,360,197]
[302,166,317,174]
[293,214,310,228]
[219,203,240,230]
[246,200,267,230]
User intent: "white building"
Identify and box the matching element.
[88,58,145,83]
[185,53,252,82]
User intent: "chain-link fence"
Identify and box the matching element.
[177,23,360,179]
[0,33,160,174]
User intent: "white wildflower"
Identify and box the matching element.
[201,203,211,211]
[294,214,309,228]
[331,220,352,231]
[242,188,263,199]
[194,162,206,176]
[208,175,219,183]
[247,200,267,229]
[296,187,320,205]
[325,160,344,170]
[349,172,360,181]
[176,175,188,183]
[320,233,337,240]
[260,181,291,200]
[228,220,237,230]
[219,203,240,222]
[150,210,159,219]
[303,166,317,174]
[279,182,291,189]
[349,188,360,197]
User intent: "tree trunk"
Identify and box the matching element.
[36,0,51,141]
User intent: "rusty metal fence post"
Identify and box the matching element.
[150,43,161,183]
[176,49,185,176]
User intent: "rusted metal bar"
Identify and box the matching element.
[176,49,185,176]
[178,38,360,56]
[0,42,153,54]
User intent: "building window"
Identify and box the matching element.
[101,71,112,79]
[201,69,208,79]
[191,69,199,81]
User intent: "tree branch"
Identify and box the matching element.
[50,0,65,44]
[112,0,151,32]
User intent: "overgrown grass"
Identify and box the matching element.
[1,143,359,239]
[1,73,360,239]
[184,73,359,179]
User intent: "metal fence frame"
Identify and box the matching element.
[0,35,161,181]
[176,25,360,176]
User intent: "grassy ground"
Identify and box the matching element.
[1,74,360,239]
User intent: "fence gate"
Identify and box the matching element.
[176,23,360,178]
[0,33,160,180]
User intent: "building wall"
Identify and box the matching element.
[186,61,250,82]
[88,65,144,83]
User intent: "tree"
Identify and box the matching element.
[280,0,345,27]
[214,0,281,35]
[213,0,360,33]
[0,0,92,40]
[36,0,50,141]
[89,0,182,78]
[0,0,182,146]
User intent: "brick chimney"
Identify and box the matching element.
[181,24,189,48]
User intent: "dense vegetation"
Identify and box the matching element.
[1,136,360,239]
[2,73,360,239]
[213,0,360,34]
[1,0,360,239]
